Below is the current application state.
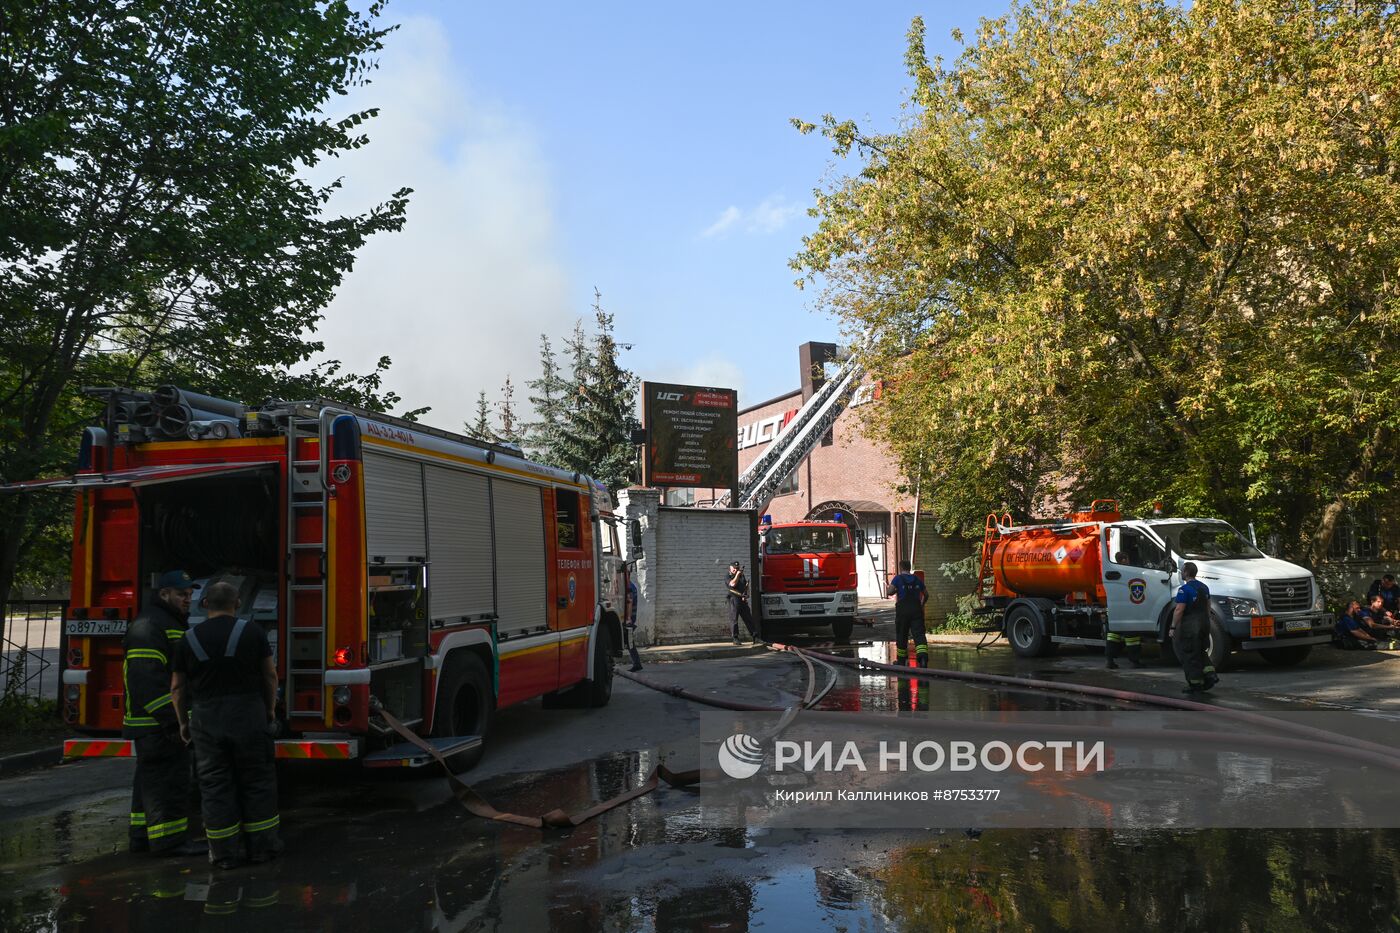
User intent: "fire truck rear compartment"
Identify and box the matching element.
[138,471,279,582]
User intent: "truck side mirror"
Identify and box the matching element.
[629,519,643,558]
[857,537,865,556]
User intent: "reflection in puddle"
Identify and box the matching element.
[4,654,1398,931]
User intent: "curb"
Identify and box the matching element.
[638,643,770,663]
[0,744,64,777]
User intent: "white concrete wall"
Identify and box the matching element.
[654,506,754,645]
[617,488,755,645]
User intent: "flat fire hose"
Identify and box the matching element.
[368,647,829,828]
[371,701,718,829]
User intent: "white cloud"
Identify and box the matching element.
[307,15,574,429]
[698,195,802,239]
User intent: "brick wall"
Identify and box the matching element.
[899,516,978,624]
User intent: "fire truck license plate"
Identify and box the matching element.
[799,605,825,614]
[64,619,128,636]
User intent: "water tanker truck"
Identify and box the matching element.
[978,500,1333,669]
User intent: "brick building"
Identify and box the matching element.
[676,342,976,622]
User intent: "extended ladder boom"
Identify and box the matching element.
[717,349,865,513]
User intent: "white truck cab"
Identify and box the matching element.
[1100,518,1332,667]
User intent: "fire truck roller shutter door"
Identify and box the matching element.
[424,466,494,622]
[491,479,548,638]
[362,452,427,561]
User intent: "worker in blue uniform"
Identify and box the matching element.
[886,561,929,667]
[1169,562,1219,694]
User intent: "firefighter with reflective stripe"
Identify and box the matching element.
[172,581,282,869]
[123,569,203,856]
[886,561,929,667]
[1104,612,1144,670]
[1170,562,1220,694]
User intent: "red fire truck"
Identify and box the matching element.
[756,519,859,642]
[12,388,630,769]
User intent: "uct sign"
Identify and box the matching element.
[736,382,883,451]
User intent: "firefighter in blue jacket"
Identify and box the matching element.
[124,569,202,856]
[886,561,929,667]
[1170,562,1219,694]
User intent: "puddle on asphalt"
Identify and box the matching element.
[3,747,1397,931]
[3,648,1396,931]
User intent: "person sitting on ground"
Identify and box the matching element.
[1362,595,1400,638]
[1370,574,1400,615]
[1335,599,1380,650]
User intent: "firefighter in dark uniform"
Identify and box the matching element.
[124,569,202,856]
[728,561,759,645]
[886,561,929,667]
[1105,616,1144,670]
[172,581,282,869]
[1170,561,1220,694]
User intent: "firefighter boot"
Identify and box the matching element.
[1126,635,1144,669]
[1105,632,1122,669]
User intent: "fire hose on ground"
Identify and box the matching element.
[369,646,833,828]
[373,638,1400,829]
[777,643,1400,768]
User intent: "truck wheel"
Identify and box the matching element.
[1206,613,1231,672]
[1007,606,1048,658]
[433,653,493,771]
[1259,644,1313,667]
[585,625,615,708]
[832,616,854,644]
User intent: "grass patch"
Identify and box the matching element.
[0,695,65,756]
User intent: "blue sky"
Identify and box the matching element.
[316,1,1006,427]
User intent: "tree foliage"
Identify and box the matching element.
[523,334,565,461]
[550,293,639,492]
[795,0,1400,564]
[0,0,413,597]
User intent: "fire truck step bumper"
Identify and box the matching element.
[275,737,360,761]
[64,738,134,759]
[364,735,481,769]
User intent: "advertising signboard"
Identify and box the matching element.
[641,382,738,495]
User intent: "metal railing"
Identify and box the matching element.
[2,599,66,703]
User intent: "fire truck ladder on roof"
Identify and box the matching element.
[715,347,866,514]
[284,409,329,719]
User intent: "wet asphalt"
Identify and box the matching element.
[3,615,1400,932]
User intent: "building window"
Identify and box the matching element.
[775,468,799,497]
[664,487,696,507]
[1328,506,1380,561]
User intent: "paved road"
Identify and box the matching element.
[3,638,1399,931]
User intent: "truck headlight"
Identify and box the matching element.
[1226,597,1260,618]
[763,596,781,607]
[1313,592,1325,612]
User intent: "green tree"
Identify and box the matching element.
[467,389,495,443]
[0,0,413,600]
[795,1,1400,564]
[523,334,565,461]
[496,375,521,447]
[555,293,639,491]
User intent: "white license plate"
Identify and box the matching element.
[64,619,128,636]
[1283,619,1312,632]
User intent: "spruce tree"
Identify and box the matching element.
[551,318,595,474]
[497,375,522,447]
[523,335,565,462]
[557,291,639,491]
[467,390,495,442]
